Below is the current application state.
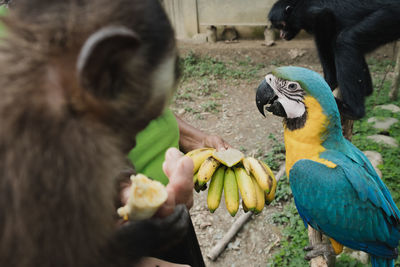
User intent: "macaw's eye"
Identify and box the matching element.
[288,83,297,90]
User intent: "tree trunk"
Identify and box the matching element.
[390,41,400,101]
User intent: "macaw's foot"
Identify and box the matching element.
[304,243,335,261]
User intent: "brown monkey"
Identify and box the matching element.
[0,0,189,266]
[206,25,217,43]
[221,26,239,42]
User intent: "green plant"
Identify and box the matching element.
[179,51,263,81]
[268,202,309,267]
[201,101,220,113]
[273,174,292,203]
[262,134,286,171]
[336,254,368,267]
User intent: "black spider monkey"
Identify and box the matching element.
[268,0,400,119]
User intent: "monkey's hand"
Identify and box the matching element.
[114,204,189,259]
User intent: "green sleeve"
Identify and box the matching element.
[128,109,180,185]
[0,6,7,38]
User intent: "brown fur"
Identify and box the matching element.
[0,1,177,266]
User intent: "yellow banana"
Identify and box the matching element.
[224,168,239,217]
[197,156,220,186]
[186,148,215,173]
[207,166,225,213]
[193,172,198,183]
[251,174,265,213]
[243,157,272,193]
[261,162,277,204]
[234,167,257,211]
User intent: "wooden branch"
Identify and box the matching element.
[207,163,286,261]
[390,41,400,101]
[206,211,252,261]
[308,228,328,267]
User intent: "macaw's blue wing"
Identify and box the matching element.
[289,151,400,259]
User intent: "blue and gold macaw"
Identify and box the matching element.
[256,66,400,267]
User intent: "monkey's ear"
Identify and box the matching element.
[76,26,140,97]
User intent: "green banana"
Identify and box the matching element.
[207,166,225,213]
[224,168,239,217]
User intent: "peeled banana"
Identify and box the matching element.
[243,157,273,193]
[117,174,168,221]
[207,166,225,213]
[197,156,220,186]
[234,167,257,212]
[224,168,239,217]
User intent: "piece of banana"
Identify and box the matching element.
[117,174,168,221]
[207,166,225,213]
[197,156,221,186]
[243,157,272,193]
[251,174,265,213]
[186,148,215,173]
[224,168,239,217]
[261,162,277,204]
[234,167,257,211]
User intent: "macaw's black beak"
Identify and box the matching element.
[256,79,287,117]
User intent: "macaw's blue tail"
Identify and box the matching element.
[371,256,394,267]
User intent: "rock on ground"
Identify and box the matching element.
[367,117,398,131]
[375,104,400,113]
[362,150,383,177]
[367,135,399,148]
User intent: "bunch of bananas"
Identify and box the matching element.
[186,148,277,217]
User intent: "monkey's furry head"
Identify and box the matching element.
[1,0,179,151]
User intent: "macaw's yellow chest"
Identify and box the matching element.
[283,97,336,177]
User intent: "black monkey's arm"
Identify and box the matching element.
[332,7,400,119]
[309,7,338,89]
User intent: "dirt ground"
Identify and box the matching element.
[170,39,396,267]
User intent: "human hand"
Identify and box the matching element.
[157,148,194,218]
[201,134,231,151]
[135,257,190,267]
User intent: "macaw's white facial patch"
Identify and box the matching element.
[278,98,306,118]
[265,74,306,119]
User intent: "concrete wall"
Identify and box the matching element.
[163,0,277,40]
[162,0,199,40]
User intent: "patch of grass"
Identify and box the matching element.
[273,174,292,203]
[179,51,263,81]
[336,254,367,267]
[201,101,220,113]
[196,78,218,96]
[262,134,286,171]
[367,57,395,74]
[268,202,309,267]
